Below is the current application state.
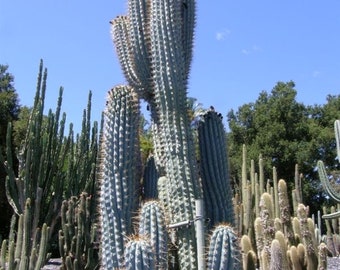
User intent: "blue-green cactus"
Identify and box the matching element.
[98,85,142,269]
[138,201,168,269]
[207,224,241,270]
[197,110,235,229]
[124,237,155,270]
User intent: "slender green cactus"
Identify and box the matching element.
[207,224,241,270]
[124,237,155,270]
[138,201,168,269]
[98,85,141,269]
[0,199,51,270]
[59,193,98,270]
[197,110,235,229]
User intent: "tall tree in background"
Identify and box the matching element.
[0,64,20,239]
[227,81,339,213]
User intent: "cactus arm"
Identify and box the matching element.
[127,0,152,99]
[317,160,340,204]
[111,16,141,91]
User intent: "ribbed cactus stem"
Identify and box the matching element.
[207,224,241,270]
[124,237,155,270]
[198,110,235,228]
[99,85,141,269]
[142,156,159,199]
[138,201,168,269]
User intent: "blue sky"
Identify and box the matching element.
[1,0,340,133]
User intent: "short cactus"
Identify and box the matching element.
[207,224,241,270]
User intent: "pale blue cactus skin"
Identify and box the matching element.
[99,85,142,269]
[207,225,241,270]
[124,238,156,270]
[110,0,201,268]
[138,201,168,269]
[198,110,235,229]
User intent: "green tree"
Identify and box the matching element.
[0,64,20,240]
[227,81,321,208]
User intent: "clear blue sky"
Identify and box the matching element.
[1,0,340,133]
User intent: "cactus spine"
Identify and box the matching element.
[98,86,141,269]
[124,237,155,270]
[207,225,241,270]
[197,110,235,229]
[138,201,168,269]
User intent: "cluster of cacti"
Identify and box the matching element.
[235,145,335,270]
[0,61,99,269]
[0,199,50,270]
[98,0,239,269]
[58,192,99,269]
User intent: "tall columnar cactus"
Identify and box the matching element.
[109,0,202,268]
[98,85,142,269]
[207,225,241,270]
[197,110,235,229]
[0,61,99,269]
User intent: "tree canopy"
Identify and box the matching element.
[0,65,20,145]
[227,81,340,211]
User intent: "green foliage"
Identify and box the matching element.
[0,64,20,240]
[227,81,340,215]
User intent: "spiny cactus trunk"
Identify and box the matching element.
[98,86,142,269]
[110,0,202,268]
